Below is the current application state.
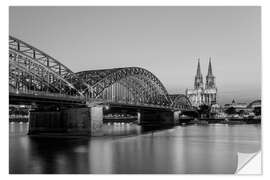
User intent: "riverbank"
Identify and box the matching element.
[10,116,261,125]
[180,118,261,125]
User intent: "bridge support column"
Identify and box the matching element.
[90,106,104,136]
[137,112,141,124]
[29,111,64,134]
[62,108,91,135]
[28,106,103,136]
[173,111,181,125]
[139,110,175,125]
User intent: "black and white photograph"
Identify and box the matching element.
[7,5,262,175]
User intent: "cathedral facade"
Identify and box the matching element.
[186,58,217,107]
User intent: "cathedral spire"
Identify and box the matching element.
[205,57,216,89]
[196,58,202,77]
[194,58,203,89]
[207,57,213,76]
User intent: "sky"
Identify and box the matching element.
[9,6,261,105]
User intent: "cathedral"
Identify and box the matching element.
[186,58,217,107]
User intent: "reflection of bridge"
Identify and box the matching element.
[9,36,195,135]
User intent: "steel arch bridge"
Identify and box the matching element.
[9,36,193,111]
[169,94,192,110]
[76,67,172,106]
[9,36,88,99]
[247,100,261,109]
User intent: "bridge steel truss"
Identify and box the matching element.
[247,100,261,109]
[9,36,87,97]
[76,67,173,106]
[9,36,193,110]
[169,94,193,111]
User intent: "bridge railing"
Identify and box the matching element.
[9,88,86,101]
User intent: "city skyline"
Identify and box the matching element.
[9,6,261,105]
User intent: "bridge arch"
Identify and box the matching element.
[169,94,193,110]
[76,67,172,105]
[247,100,261,109]
[9,36,86,96]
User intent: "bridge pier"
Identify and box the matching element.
[137,112,141,124]
[173,111,181,124]
[90,106,104,136]
[138,110,177,125]
[28,106,103,136]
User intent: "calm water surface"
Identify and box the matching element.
[9,122,261,174]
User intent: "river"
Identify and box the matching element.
[9,122,261,174]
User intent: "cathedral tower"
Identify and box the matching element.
[186,58,218,107]
[205,57,216,89]
[204,57,217,105]
[194,59,204,89]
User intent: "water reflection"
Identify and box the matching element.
[9,122,261,174]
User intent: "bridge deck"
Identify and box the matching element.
[9,91,86,106]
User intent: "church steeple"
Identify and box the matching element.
[196,58,202,77]
[194,58,203,89]
[207,57,213,76]
[206,57,215,89]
